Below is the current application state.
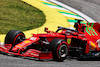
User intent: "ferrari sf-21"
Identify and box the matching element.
[0,20,100,61]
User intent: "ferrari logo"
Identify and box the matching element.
[67,38,71,44]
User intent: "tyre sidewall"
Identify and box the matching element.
[5,30,25,46]
[49,39,68,61]
[56,42,68,61]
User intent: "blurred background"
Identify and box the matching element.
[58,0,100,23]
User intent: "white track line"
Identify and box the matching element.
[49,0,96,23]
[0,43,4,45]
[69,22,75,25]
[41,0,49,2]
[46,5,70,11]
[62,14,85,20]
[44,3,85,20]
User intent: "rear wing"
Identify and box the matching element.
[87,23,100,32]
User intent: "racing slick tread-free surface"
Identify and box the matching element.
[49,39,68,62]
[5,30,25,46]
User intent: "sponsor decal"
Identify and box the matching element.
[67,38,71,44]
[96,39,100,47]
[90,41,96,50]
[86,23,98,36]
[30,37,37,40]
[24,40,31,43]
[17,44,23,47]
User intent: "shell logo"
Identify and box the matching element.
[90,41,96,50]
[24,40,31,43]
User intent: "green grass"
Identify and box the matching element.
[0,0,46,34]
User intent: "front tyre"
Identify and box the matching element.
[49,39,68,62]
[5,30,25,47]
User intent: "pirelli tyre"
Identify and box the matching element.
[5,30,25,47]
[49,39,69,62]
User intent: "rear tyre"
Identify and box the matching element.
[5,30,25,47]
[49,39,68,62]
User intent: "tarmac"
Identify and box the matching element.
[58,0,100,23]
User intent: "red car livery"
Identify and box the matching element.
[0,20,100,61]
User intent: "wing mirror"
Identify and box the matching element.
[44,27,48,32]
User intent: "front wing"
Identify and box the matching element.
[0,44,52,60]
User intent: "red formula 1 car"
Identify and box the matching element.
[1,20,100,61]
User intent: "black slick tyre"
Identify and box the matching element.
[5,30,25,47]
[49,39,68,62]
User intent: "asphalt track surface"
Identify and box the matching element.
[1,0,100,67]
[58,0,100,23]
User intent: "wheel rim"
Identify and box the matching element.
[15,36,24,43]
[14,34,25,45]
[58,44,68,58]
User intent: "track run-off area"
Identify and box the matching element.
[0,0,96,42]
